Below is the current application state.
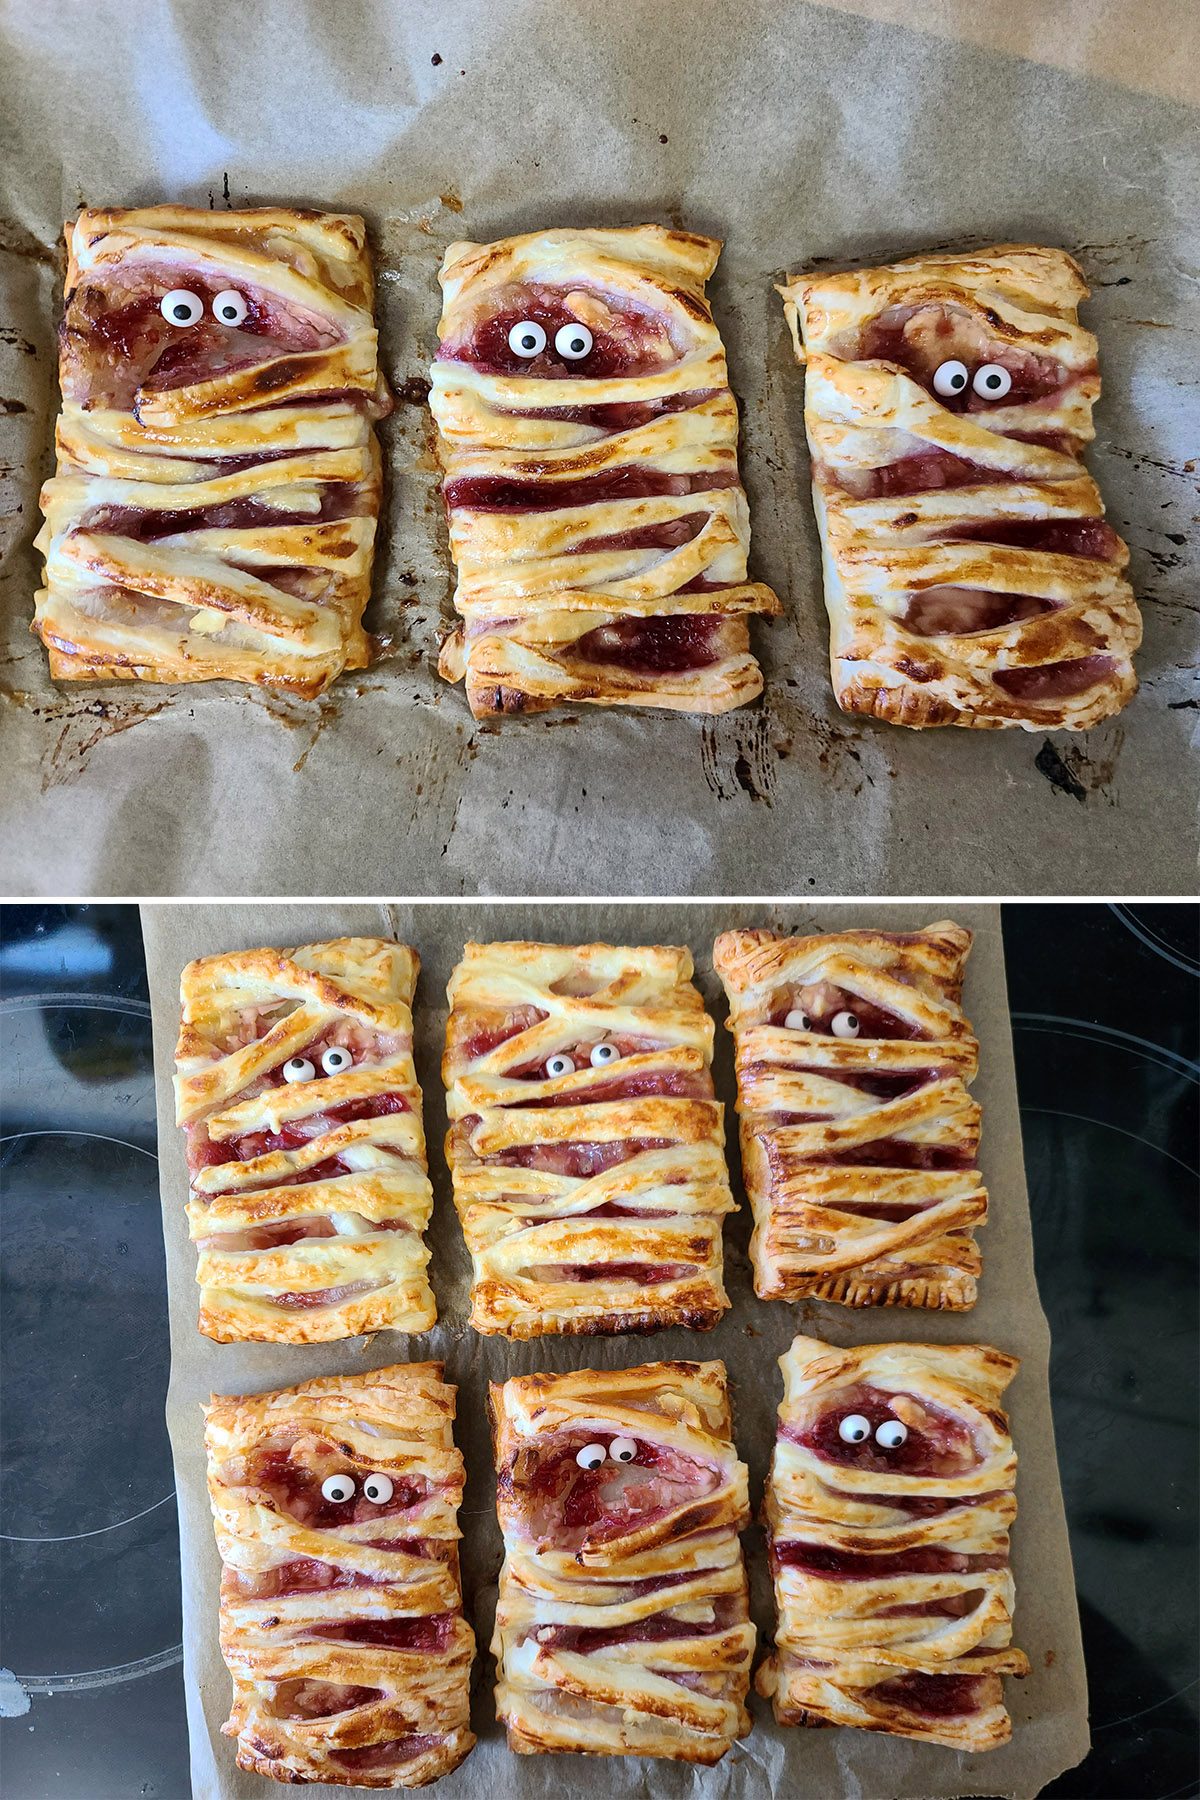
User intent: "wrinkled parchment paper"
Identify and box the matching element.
[2,0,1198,898]
[142,901,1089,1800]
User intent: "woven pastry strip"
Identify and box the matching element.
[713,921,984,1309]
[205,1363,475,1788]
[430,224,781,716]
[491,1361,754,1761]
[35,205,390,694]
[757,1335,1029,1750]
[779,244,1141,728]
[443,940,735,1337]
[175,936,436,1342]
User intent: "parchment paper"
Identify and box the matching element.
[2,0,1198,899]
[142,900,1089,1800]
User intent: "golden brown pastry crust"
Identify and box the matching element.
[430,225,781,716]
[755,1335,1028,1751]
[490,1361,754,1760]
[175,937,436,1342]
[713,922,984,1309]
[34,205,390,695]
[443,940,735,1337]
[205,1363,475,1787]
[779,245,1141,729]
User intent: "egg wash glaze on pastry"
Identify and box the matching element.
[431,224,782,716]
[175,937,437,1342]
[35,205,391,694]
[490,1360,755,1760]
[443,939,736,1337]
[779,244,1141,728]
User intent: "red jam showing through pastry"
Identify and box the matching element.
[510,389,718,429]
[773,1542,1005,1578]
[868,1671,988,1718]
[528,1433,718,1543]
[532,1594,741,1655]
[793,1387,981,1476]
[850,305,1074,409]
[770,982,923,1040]
[993,654,1117,701]
[438,283,679,379]
[901,587,1057,637]
[518,1070,712,1105]
[541,1261,695,1285]
[79,484,363,540]
[330,1736,445,1773]
[937,516,1123,561]
[490,1138,672,1177]
[246,1447,423,1526]
[569,614,726,676]
[269,1679,382,1720]
[301,1614,456,1652]
[442,469,736,512]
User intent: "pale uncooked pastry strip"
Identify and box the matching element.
[756,1336,1029,1750]
[430,225,781,716]
[175,937,436,1342]
[443,940,735,1336]
[35,205,390,694]
[205,1363,475,1788]
[779,244,1141,728]
[491,1361,754,1761]
[713,922,985,1308]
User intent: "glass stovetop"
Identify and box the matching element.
[0,903,1196,1799]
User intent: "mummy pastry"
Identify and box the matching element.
[34,205,391,694]
[205,1363,475,1786]
[430,225,782,716]
[779,245,1141,728]
[443,940,735,1336]
[490,1361,754,1761]
[712,922,985,1309]
[756,1336,1029,1750]
[175,937,436,1342]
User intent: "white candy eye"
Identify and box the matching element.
[838,1414,871,1444]
[610,1437,637,1462]
[321,1474,356,1503]
[576,1443,606,1470]
[589,1042,620,1067]
[932,359,969,397]
[160,289,203,327]
[362,1473,394,1503]
[321,1046,353,1075]
[555,322,593,359]
[545,1053,575,1079]
[784,1008,813,1032]
[831,1012,860,1038]
[282,1057,316,1083]
[875,1419,908,1449]
[508,320,547,357]
[973,363,1012,399]
[212,289,248,325]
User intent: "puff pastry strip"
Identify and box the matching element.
[35,205,390,695]
[779,244,1141,728]
[756,1335,1029,1750]
[713,922,984,1309]
[443,940,735,1337]
[176,937,436,1342]
[490,1361,754,1761]
[205,1363,475,1787]
[431,225,781,715]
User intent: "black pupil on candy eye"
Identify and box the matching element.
[520,333,538,350]
[951,371,966,389]
[173,305,192,320]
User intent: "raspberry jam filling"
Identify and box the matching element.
[301,1614,455,1653]
[902,587,1056,637]
[199,1214,410,1252]
[206,1092,409,1167]
[438,284,676,378]
[838,1489,1003,1518]
[270,1679,382,1720]
[444,469,736,512]
[791,1387,979,1477]
[770,983,924,1040]
[534,1598,739,1655]
[79,485,361,540]
[517,1069,712,1106]
[802,1139,975,1171]
[511,390,718,429]
[879,1590,985,1619]
[827,449,1011,500]
[763,1067,936,1103]
[869,1671,987,1718]
[536,1261,694,1285]
[234,1559,387,1599]
[937,517,1122,560]
[993,654,1117,701]
[573,512,707,554]
[527,1434,716,1542]
[568,615,726,676]
[773,1542,1004,1578]
[456,1007,550,1061]
[852,305,1072,408]
[271,1277,392,1310]
[331,1737,443,1772]
[489,1138,671,1178]
[246,1448,423,1526]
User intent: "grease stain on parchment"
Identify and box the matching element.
[1034,726,1124,806]
[2,687,173,791]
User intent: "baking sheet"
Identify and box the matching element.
[142,900,1089,1800]
[2,0,1198,899]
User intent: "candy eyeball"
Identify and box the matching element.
[589,1042,620,1067]
[576,1443,606,1470]
[973,363,1013,399]
[831,1011,860,1038]
[212,289,248,325]
[932,359,969,397]
[362,1473,394,1503]
[545,1053,576,1079]
[320,1046,353,1076]
[160,289,203,326]
[321,1473,356,1502]
[555,322,593,359]
[282,1057,316,1083]
[838,1414,871,1444]
[875,1419,908,1449]
[610,1437,637,1463]
[784,1008,813,1032]
[508,320,547,357]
